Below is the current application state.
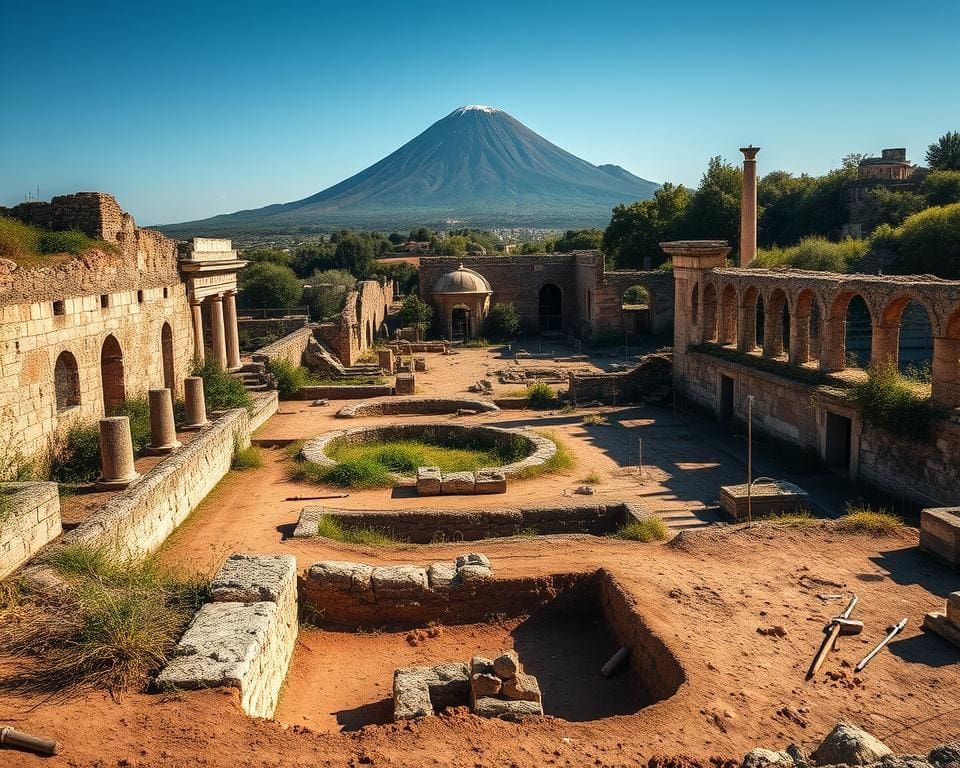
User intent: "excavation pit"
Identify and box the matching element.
[282,568,683,732]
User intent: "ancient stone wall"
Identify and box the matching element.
[315,279,393,367]
[250,326,313,369]
[237,316,308,351]
[0,482,61,578]
[567,353,673,404]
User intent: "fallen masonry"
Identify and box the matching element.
[922,590,960,647]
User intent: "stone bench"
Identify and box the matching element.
[719,481,809,522]
[440,471,475,495]
[157,554,298,718]
[920,507,960,566]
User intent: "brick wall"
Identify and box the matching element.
[315,279,393,367]
[0,482,61,578]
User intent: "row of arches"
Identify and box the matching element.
[689,276,960,407]
[53,324,175,415]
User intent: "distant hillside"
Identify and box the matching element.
[160,106,658,235]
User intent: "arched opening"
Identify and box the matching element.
[763,288,789,359]
[161,322,174,391]
[932,307,960,407]
[845,295,872,369]
[538,283,562,332]
[100,334,126,413]
[701,283,718,343]
[719,284,738,345]
[691,282,700,326]
[879,297,934,377]
[54,351,80,412]
[451,305,471,342]
[621,284,651,335]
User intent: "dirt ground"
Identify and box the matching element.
[2,349,958,767]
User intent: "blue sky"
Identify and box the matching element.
[2,0,958,225]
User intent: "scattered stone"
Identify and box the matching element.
[493,651,520,680]
[810,722,892,766]
[929,742,960,768]
[742,749,794,768]
[471,673,502,697]
[456,553,491,569]
[574,485,595,495]
[471,657,494,675]
[393,667,436,720]
[473,696,542,720]
[501,672,541,703]
[757,626,787,638]
[311,398,329,406]
[456,563,493,583]
[427,562,457,589]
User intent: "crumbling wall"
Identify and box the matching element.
[250,326,313,369]
[0,482,61,578]
[315,279,393,367]
[568,352,672,404]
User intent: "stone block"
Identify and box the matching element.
[212,553,297,606]
[502,672,541,703]
[427,562,457,589]
[948,591,960,626]
[920,508,960,566]
[414,357,426,372]
[416,466,442,496]
[456,563,493,583]
[393,667,435,720]
[371,565,429,598]
[441,471,475,495]
[456,553,491,569]
[474,468,507,495]
[471,656,494,676]
[493,650,520,680]
[473,696,543,720]
[308,561,375,601]
[395,373,416,395]
[471,672,502,697]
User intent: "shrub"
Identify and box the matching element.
[313,515,398,546]
[238,262,303,310]
[231,439,263,471]
[526,382,558,408]
[49,423,101,484]
[581,469,603,484]
[753,236,868,273]
[848,361,940,440]
[398,295,433,339]
[837,503,902,535]
[610,517,669,542]
[582,413,606,426]
[922,170,960,206]
[315,457,393,489]
[0,217,41,260]
[193,359,252,412]
[267,359,315,399]
[38,229,103,255]
[878,202,960,278]
[484,301,522,340]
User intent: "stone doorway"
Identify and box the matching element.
[719,375,734,422]
[451,306,471,341]
[538,283,562,332]
[100,334,126,414]
[824,411,852,473]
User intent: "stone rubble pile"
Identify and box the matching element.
[741,722,959,768]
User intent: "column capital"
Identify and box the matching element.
[739,146,761,161]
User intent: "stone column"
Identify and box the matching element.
[96,416,140,490]
[190,300,205,365]
[719,299,737,346]
[790,312,811,366]
[738,304,758,353]
[739,146,761,267]
[224,290,242,371]
[819,317,848,372]
[146,388,181,455]
[762,308,785,358]
[931,336,960,408]
[182,376,209,430]
[871,322,900,368]
[208,294,228,369]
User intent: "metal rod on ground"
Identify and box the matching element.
[284,494,349,501]
[0,727,60,756]
[601,647,630,677]
[855,618,907,672]
[806,593,858,680]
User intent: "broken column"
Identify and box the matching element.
[146,388,181,455]
[182,376,209,430]
[739,146,761,266]
[96,416,140,490]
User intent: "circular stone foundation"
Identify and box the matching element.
[301,423,556,480]
[336,397,500,419]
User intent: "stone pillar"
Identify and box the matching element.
[719,299,737,346]
[377,349,394,375]
[190,300,205,365]
[182,376,209,430]
[208,294,228,369]
[762,308,785,358]
[224,290,242,371]
[790,312,811,366]
[871,322,900,368]
[739,146,761,266]
[931,336,960,408]
[738,304,758,353]
[96,416,140,490]
[146,388,181,455]
[820,317,848,372]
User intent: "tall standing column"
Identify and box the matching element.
[190,299,205,365]
[208,294,228,369]
[739,146,761,267]
[223,290,242,371]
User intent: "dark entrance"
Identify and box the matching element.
[538,284,562,332]
[451,307,470,341]
[719,375,734,422]
[100,334,126,414]
[824,412,852,473]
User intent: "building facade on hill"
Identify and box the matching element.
[0,193,245,466]
[418,252,674,342]
[843,148,922,237]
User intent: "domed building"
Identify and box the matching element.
[430,263,492,341]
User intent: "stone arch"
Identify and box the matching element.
[701,283,718,343]
[54,350,80,412]
[875,294,935,373]
[823,291,873,372]
[161,322,174,391]
[538,283,562,332]
[738,285,761,353]
[762,287,789,359]
[719,283,738,345]
[100,334,126,414]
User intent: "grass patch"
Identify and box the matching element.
[194,358,253,412]
[837,503,902,535]
[526,381,558,408]
[289,456,393,489]
[49,423,101,484]
[327,438,511,475]
[462,338,492,348]
[267,359,317,399]
[0,217,118,266]
[581,469,603,485]
[1,544,208,698]
[761,510,819,526]
[511,430,575,480]
[609,517,669,542]
[582,413,607,426]
[313,515,400,546]
[847,362,940,441]
[231,440,263,471]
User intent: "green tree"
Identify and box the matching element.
[399,294,433,340]
[304,268,356,319]
[603,183,690,268]
[333,233,375,277]
[679,156,743,249]
[484,301,522,340]
[874,202,960,278]
[293,242,336,277]
[238,262,302,309]
[926,132,960,171]
[856,187,927,232]
[555,229,603,252]
[369,261,419,295]
[241,247,293,268]
[922,170,960,206]
[409,226,434,243]
[437,235,468,256]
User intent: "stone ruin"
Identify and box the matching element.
[416,466,507,495]
[393,649,543,722]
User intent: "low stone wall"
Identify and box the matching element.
[251,326,313,369]
[300,423,555,481]
[0,482,61,579]
[336,397,500,418]
[158,554,298,718]
[568,353,673,405]
[388,342,448,353]
[294,502,645,543]
[249,391,279,433]
[920,507,960,565]
[296,384,394,400]
[56,408,251,559]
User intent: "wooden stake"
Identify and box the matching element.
[806,593,858,680]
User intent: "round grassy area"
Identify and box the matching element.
[328,439,514,475]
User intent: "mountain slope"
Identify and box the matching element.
[162,106,658,233]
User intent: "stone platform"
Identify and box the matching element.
[920,507,960,566]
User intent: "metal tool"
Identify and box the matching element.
[855,618,907,672]
[806,593,858,680]
[0,726,61,756]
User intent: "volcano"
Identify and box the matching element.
[161,105,658,234]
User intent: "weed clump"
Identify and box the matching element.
[848,361,940,440]
[610,517,669,542]
[231,439,264,471]
[313,515,399,546]
[837,503,902,535]
[267,359,316,399]
[194,359,253,412]
[526,382,558,408]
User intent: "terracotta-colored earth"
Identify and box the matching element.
[2,348,958,767]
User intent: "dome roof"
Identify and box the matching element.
[431,263,492,295]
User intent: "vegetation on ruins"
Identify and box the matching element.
[109,398,152,454]
[193,359,253,412]
[267,359,317,399]
[0,217,117,265]
[49,423,102,484]
[847,361,941,441]
[311,515,400,546]
[398,295,433,338]
[837,503,902,534]
[610,517,669,542]
[525,381,558,408]
[510,431,574,479]
[237,261,303,310]
[327,437,525,476]
[304,268,355,319]
[231,438,264,471]
[752,236,869,272]
[582,414,607,426]
[483,301,522,340]
[0,544,208,697]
